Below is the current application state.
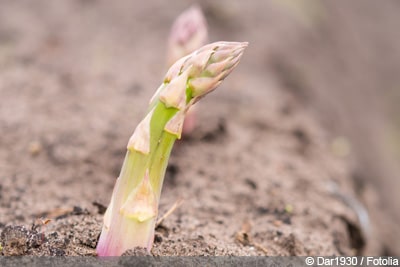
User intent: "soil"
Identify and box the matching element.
[0,0,398,257]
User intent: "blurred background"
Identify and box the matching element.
[249,0,400,224]
[256,0,400,232]
[0,0,399,254]
[230,0,400,252]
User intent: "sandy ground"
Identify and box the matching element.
[0,0,399,256]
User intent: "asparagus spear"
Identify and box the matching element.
[166,5,208,67]
[167,5,209,135]
[96,41,247,256]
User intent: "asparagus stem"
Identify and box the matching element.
[97,41,247,256]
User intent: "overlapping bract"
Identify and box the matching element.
[161,41,247,139]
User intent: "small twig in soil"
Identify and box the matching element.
[36,206,89,220]
[156,198,184,227]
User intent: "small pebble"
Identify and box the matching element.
[29,141,42,156]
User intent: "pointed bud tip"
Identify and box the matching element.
[231,42,248,57]
[215,41,248,50]
[229,42,248,64]
[233,42,248,56]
